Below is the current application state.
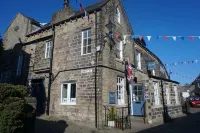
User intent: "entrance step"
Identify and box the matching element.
[130,116,145,123]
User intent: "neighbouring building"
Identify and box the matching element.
[1,0,183,129]
[191,74,200,96]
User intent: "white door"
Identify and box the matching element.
[117,77,125,105]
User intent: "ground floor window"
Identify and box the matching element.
[174,86,179,104]
[117,77,125,105]
[166,85,170,105]
[154,82,160,106]
[61,83,76,105]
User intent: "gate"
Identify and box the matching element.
[104,106,131,130]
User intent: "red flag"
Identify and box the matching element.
[139,36,143,40]
[80,4,83,11]
[164,36,168,40]
[115,34,119,39]
[190,36,194,40]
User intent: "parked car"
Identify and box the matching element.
[186,95,200,107]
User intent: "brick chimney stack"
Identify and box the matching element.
[64,0,69,8]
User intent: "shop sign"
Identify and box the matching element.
[109,92,116,104]
[147,61,156,70]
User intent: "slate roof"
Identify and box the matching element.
[179,85,195,92]
[27,0,109,36]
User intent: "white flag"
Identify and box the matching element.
[199,36,200,39]
[195,60,198,63]
[172,36,176,41]
[147,36,151,41]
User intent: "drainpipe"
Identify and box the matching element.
[46,23,55,115]
[94,11,98,128]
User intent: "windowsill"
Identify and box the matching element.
[153,105,162,108]
[60,103,76,105]
[116,58,123,63]
[81,53,92,56]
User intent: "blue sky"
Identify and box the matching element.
[1,0,200,85]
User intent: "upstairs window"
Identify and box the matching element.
[45,41,52,58]
[16,55,23,76]
[135,51,141,70]
[82,29,92,55]
[61,83,76,105]
[166,85,170,105]
[116,41,123,60]
[174,86,179,104]
[115,7,121,24]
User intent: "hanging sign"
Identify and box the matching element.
[147,61,156,70]
[109,92,116,104]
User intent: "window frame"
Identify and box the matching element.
[116,41,123,60]
[166,85,171,105]
[117,76,125,105]
[115,7,121,24]
[45,40,52,59]
[135,51,141,70]
[174,86,179,105]
[154,83,160,106]
[81,29,92,55]
[198,82,200,88]
[61,82,77,105]
[16,55,23,76]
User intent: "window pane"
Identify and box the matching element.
[88,30,91,37]
[71,83,76,98]
[62,84,68,98]
[83,39,87,47]
[84,31,87,38]
[87,46,91,53]
[88,38,91,45]
[83,46,86,54]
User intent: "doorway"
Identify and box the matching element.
[31,79,46,115]
[130,84,144,116]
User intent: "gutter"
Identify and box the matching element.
[46,22,55,115]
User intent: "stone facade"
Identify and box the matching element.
[5,0,183,128]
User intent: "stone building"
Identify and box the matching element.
[0,13,42,85]
[2,0,183,128]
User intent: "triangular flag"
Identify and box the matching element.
[172,36,176,41]
[80,4,83,12]
[147,36,151,41]
[164,36,168,40]
[190,36,194,40]
[139,36,143,40]
[195,60,198,63]
[188,61,190,64]
[198,36,200,39]
[192,61,194,63]
[156,36,160,39]
[181,36,184,40]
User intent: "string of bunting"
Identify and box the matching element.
[167,68,200,81]
[165,60,199,67]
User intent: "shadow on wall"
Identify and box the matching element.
[34,119,68,133]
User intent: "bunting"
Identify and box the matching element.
[165,60,198,67]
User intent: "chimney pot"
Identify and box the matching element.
[64,0,69,8]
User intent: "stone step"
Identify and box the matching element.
[130,116,145,123]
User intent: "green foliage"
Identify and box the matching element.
[108,106,116,121]
[0,84,29,133]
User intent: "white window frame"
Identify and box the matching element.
[115,7,120,24]
[166,85,170,105]
[136,51,141,70]
[152,70,155,76]
[61,83,76,105]
[154,83,160,106]
[16,55,23,76]
[117,77,125,105]
[174,86,179,105]
[81,29,92,55]
[45,41,52,58]
[116,41,123,60]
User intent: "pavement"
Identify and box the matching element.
[34,106,200,133]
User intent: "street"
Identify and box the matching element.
[34,107,200,133]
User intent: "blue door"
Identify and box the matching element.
[132,85,144,116]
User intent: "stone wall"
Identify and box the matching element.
[145,78,183,125]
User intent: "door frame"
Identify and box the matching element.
[130,83,144,116]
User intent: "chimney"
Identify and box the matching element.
[64,0,69,8]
